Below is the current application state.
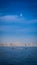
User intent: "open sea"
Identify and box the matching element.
[0,46,37,65]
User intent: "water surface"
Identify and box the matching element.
[0,46,37,65]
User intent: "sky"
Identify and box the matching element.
[0,0,37,44]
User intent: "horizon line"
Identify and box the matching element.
[0,43,37,47]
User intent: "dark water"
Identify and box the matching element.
[0,46,37,65]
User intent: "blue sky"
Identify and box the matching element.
[0,0,37,44]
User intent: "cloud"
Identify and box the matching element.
[0,15,26,23]
[0,15,37,24]
[0,15,37,35]
[0,25,37,33]
[0,15,18,22]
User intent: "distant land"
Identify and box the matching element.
[0,42,37,47]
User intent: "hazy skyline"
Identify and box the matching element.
[0,0,37,45]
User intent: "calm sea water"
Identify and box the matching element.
[0,46,37,65]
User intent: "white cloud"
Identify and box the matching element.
[0,25,37,32]
[0,15,37,33]
[0,15,37,23]
[0,15,18,22]
[0,15,23,23]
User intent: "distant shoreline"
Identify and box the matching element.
[0,44,37,47]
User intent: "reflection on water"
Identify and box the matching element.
[0,46,37,65]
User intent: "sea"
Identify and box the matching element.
[0,46,37,65]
